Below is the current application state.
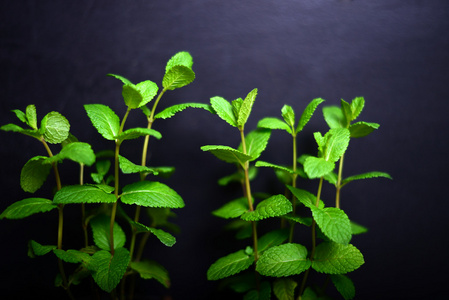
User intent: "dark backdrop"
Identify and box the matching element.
[1,1,448,299]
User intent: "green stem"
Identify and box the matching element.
[298,176,324,299]
[335,154,345,209]
[288,132,298,243]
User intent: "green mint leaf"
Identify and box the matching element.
[0,198,56,219]
[165,51,193,72]
[257,117,291,134]
[40,111,70,144]
[323,106,345,129]
[311,207,352,245]
[84,104,120,141]
[26,105,38,129]
[116,127,162,141]
[217,166,257,186]
[297,98,325,133]
[130,222,176,247]
[232,98,243,120]
[312,242,364,274]
[122,84,143,109]
[255,161,295,174]
[47,142,96,166]
[256,243,311,277]
[286,186,325,209]
[107,73,133,85]
[281,105,295,128]
[243,281,271,300]
[212,197,249,219]
[140,105,151,117]
[331,274,356,300]
[282,214,313,227]
[241,195,292,221]
[53,249,91,264]
[349,121,379,138]
[302,287,318,299]
[89,247,130,293]
[350,97,365,121]
[323,171,338,186]
[120,181,184,208]
[155,103,213,119]
[201,145,252,166]
[207,249,255,280]
[350,220,368,235]
[135,80,158,107]
[130,260,170,288]
[0,123,41,139]
[20,156,52,193]
[342,171,392,187]
[273,278,297,300]
[11,109,27,124]
[28,240,56,258]
[237,88,258,129]
[340,99,353,126]
[53,184,116,204]
[162,65,195,90]
[322,128,351,163]
[239,128,271,161]
[90,214,126,251]
[303,156,335,179]
[210,96,238,127]
[258,229,289,253]
[118,155,158,175]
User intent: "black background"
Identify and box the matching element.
[1,1,448,299]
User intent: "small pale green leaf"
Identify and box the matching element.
[258,229,289,253]
[165,51,193,71]
[26,105,38,129]
[238,128,271,161]
[116,127,162,141]
[130,260,170,288]
[20,156,52,193]
[53,184,116,204]
[349,122,379,138]
[342,171,392,187]
[257,117,291,134]
[155,103,213,119]
[122,84,143,109]
[241,195,292,221]
[89,247,130,293]
[323,171,338,186]
[107,73,133,85]
[201,145,252,166]
[350,97,365,121]
[286,185,325,209]
[340,99,352,125]
[256,243,311,277]
[40,111,70,144]
[162,65,195,90]
[311,207,352,245]
[210,96,238,127]
[303,156,335,179]
[90,214,126,250]
[135,80,158,107]
[207,250,254,280]
[120,181,184,208]
[232,98,243,120]
[331,274,356,300]
[350,220,368,235]
[118,155,159,175]
[281,105,295,128]
[28,240,56,258]
[255,161,294,174]
[297,98,325,133]
[212,197,248,219]
[11,109,27,124]
[323,106,345,129]
[237,88,258,128]
[323,128,351,163]
[312,242,364,274]
[273,278,298,300]
[0,198,56,219]
[84,104,120,140]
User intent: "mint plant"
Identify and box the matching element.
[0,51,210,299]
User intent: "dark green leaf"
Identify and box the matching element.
[286,186,324,209]
[349,121,379,138]
[258,229,289,253]
[331,274,355,300]
[212,197,249,219]
[130,260,170,288]
[0,198,56,219]
[20,156,52,193]
[28,240,56,258]
[118,155,159,175]
[297,98,325,133]
[53,184,116,204]
[238,128,271,161]
[90,214,126,251]
[53,249,91,264]
[273,278,297,300]
[120,181,184,208]
[311,207,352,245]
[116,127,162,141]
[241,195,292,221]
[130,222,176,247]
[243,281,271,300]
[48,142,96,166]
[350,220,368,235]
[312,242,364,274]
[207,249,254,280]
